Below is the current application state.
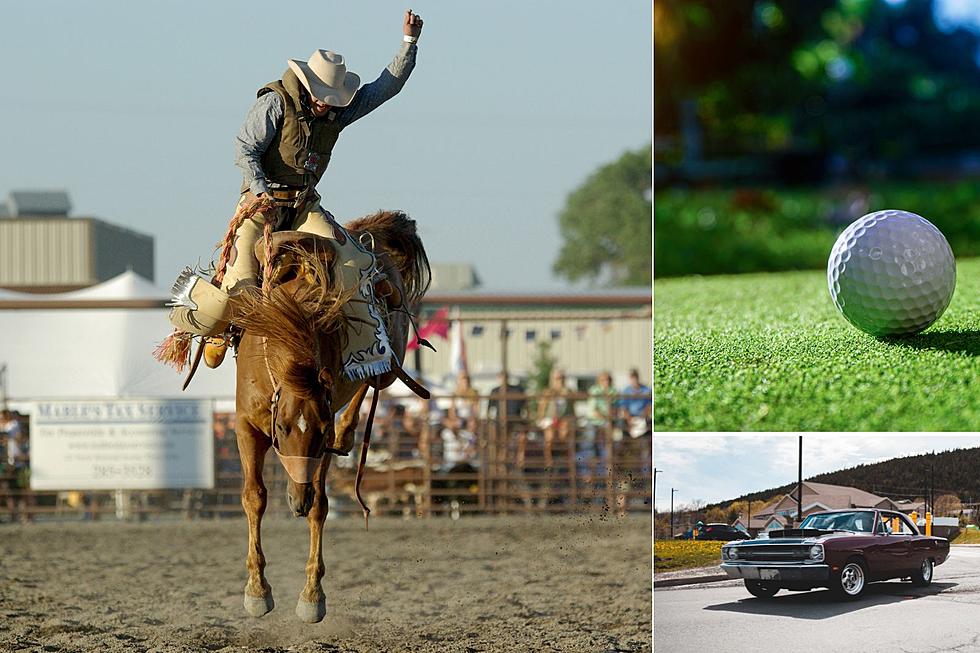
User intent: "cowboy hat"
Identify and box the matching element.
[287,50,361,107]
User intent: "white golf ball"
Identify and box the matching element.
[827,210,955,337]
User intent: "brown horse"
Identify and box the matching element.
[231,210,429,623]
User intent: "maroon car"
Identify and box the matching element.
[720,508,949,600]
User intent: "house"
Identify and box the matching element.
[734,481,908,535]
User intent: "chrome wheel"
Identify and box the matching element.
[912,558,934,586]
[840,562,865,596]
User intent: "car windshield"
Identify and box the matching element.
[799,511,876,533]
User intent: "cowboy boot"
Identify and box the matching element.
[203,336,228,369]
[205,212,267,368]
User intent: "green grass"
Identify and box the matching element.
[952,528,980,544]
[655,258,980,431]
[653,540,725,572]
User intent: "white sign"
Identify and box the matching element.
[30,399,214,490]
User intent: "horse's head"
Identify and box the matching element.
[271,359,337,517]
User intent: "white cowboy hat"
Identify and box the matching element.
[287,50,361,107]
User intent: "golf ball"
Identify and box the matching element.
[827,210,955,337]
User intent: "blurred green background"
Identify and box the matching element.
[654,0,980,277]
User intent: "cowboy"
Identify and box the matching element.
[201,9,424,367]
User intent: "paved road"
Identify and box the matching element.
[654,545,980,653]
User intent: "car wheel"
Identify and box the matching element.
[744,580,780,599]
[832,559,867,600]
[911,558,933,587]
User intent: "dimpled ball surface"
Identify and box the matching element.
[827,210,955,337]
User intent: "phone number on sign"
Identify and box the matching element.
[92,464,154,479]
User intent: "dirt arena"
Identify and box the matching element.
[0,514,651,652]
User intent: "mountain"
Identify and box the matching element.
[707,446,980,510]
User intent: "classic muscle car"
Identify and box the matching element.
[720,508,949,600]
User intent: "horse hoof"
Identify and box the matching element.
[244,592,275,617]
[295,597,326,623]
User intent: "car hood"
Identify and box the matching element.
[727,529,867,546]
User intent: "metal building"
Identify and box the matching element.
[414,288,652,389]
[0,190,154,292]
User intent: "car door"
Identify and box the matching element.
[894,512,928,574]
[878,512,914,578]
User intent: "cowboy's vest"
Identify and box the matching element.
[240,69,342,193]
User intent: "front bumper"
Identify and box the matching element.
[720,562,831,582]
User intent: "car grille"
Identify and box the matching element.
[734,545,812,562]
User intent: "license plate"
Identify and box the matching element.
[760,569,780,580]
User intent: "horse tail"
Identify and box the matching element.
[344,211,431,307]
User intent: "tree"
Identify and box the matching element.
[705,506,728,523]
[655,0,980,169]
[553,146,652,287]
[528,341,558,394]
[725,505,739,525]
[934,493,962,516]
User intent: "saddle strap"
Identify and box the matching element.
[181,338,206,391]
[354,379,381,530]
[390,356,431,399]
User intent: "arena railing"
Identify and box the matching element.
[0,391,651,522]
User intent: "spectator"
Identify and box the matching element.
[447,371,480,434]
[388,404,418,460]
[619,368,652,437]
[615,369,652,512]
[482,374,536,507]
[3,411,32,523]
[0,416,9,523]
[537,369,575,445]
[579,371,617,488]
[487,372,527,425]
[536,369,576,502]
[441,372,480,470]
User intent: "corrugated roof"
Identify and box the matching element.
[423,286,651,306]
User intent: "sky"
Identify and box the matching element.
[653,434,980,511]
[0,1,651,291]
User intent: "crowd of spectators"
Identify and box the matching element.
[352,367,653,509]
[357,368,650,462]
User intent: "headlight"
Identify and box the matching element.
[809,545,824,561]
[730,548,739,560]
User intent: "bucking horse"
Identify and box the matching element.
[159,208,430,622]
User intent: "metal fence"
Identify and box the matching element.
[0,391,651,522]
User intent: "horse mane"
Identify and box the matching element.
[235,245,354,400]
[235,211,429,399]
[344,210,431,307]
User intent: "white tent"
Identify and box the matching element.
[0,272,236,402]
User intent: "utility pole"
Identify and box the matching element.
[797,435,803,525]
[924,463,929,517]
[670,488,677,539]
[653,468,662,519]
